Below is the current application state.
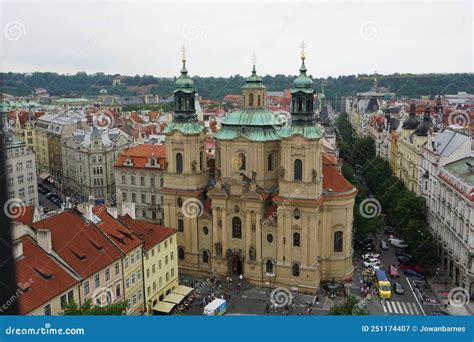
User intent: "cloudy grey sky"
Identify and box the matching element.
[1,1,472,77]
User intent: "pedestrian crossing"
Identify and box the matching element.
[381,300,420,315]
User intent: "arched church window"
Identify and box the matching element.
[232,217,242,239]
[294,159,302,181]
[178,247,185,260]
[176,153,183,174]
[257,95,261,106]
[292,263,300,277]
[334,231,343,252]
[298,98,303,111]
[266,260,273,273]
[199,151,203,171]
[249,93,254,106]
[267,153,274,171]
[202,251,209,263]
[293,208,301,220]
[293,232,300,247]
[239,153,246,171]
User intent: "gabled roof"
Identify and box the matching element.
[92,206,143,254]
[118,215,176,251]
[16,235,78,314]
[31,210,122,278]
[114,144,166,169]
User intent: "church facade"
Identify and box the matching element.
[162,51,356,294]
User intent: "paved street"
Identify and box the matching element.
[178,275,330,316]
[352,231,447,316]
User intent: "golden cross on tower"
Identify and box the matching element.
[181,46,187,62]
[251,53,257,67]
[300,41,307,59]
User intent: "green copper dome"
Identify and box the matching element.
[174,59,195,93]
[291,57,313,94]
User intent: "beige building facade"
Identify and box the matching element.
[161,54,356,294]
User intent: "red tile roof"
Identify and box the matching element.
[118,215,176,251]
[114,144,166,169]
[31,210,122,278]
[16,235,78,314]
[12,205,35,225]
[322,154,354,194]
[92,206,143,254]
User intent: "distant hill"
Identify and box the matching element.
[1,71,473,110]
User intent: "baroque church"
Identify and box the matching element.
[161,49,356,294]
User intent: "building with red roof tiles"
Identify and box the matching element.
[114,144,166,225]
[83,204,145,315]
[29,210,125,309]
[118,214,180,313]
[14,235,79,315]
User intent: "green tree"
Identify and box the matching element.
[63,299,127,316]
[329,295,368,315]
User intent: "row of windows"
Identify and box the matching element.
[122,192,162,206]
[121,174,163,187]
[146,252,174,278]
[83,262,120,295]
[127,289,143,309]
[125,269,142,290]
[124,249,142,269]
[6,160,33,173]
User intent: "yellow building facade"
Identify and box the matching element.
[162,53,356,294]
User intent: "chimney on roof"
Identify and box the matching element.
[12,239,23,259]
[119,202,136,219]
[37,229,52,254]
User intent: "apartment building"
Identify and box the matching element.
[114,144,166,224]
[118,214,178,314]
[62,127,131,201]
[3,132,39,206]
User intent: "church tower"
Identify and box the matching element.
[275,46,329,290]
[162,48,209,273]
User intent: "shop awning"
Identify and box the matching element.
[152,301,175,313]
[172,285,194,296]
[163,292,185,304]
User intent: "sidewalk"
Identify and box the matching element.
[428,274,473,315]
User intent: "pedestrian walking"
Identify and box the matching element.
[315,295,320,307]
[239,274,243,282]
[265,303,270,313]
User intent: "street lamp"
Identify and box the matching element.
[266,272,275,294]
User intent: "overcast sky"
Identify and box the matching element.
[1,1,472,78]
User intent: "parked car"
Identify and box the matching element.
[362,253,380,260]
[403,269,426,280]
[389,265,399,278]
[364,259,381,268]
[393,282,404,295]
[397,255,415,264]
[380,240,389,250]
[399,263,422,273]
[391,240,408,248]
[395,250,412,258]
